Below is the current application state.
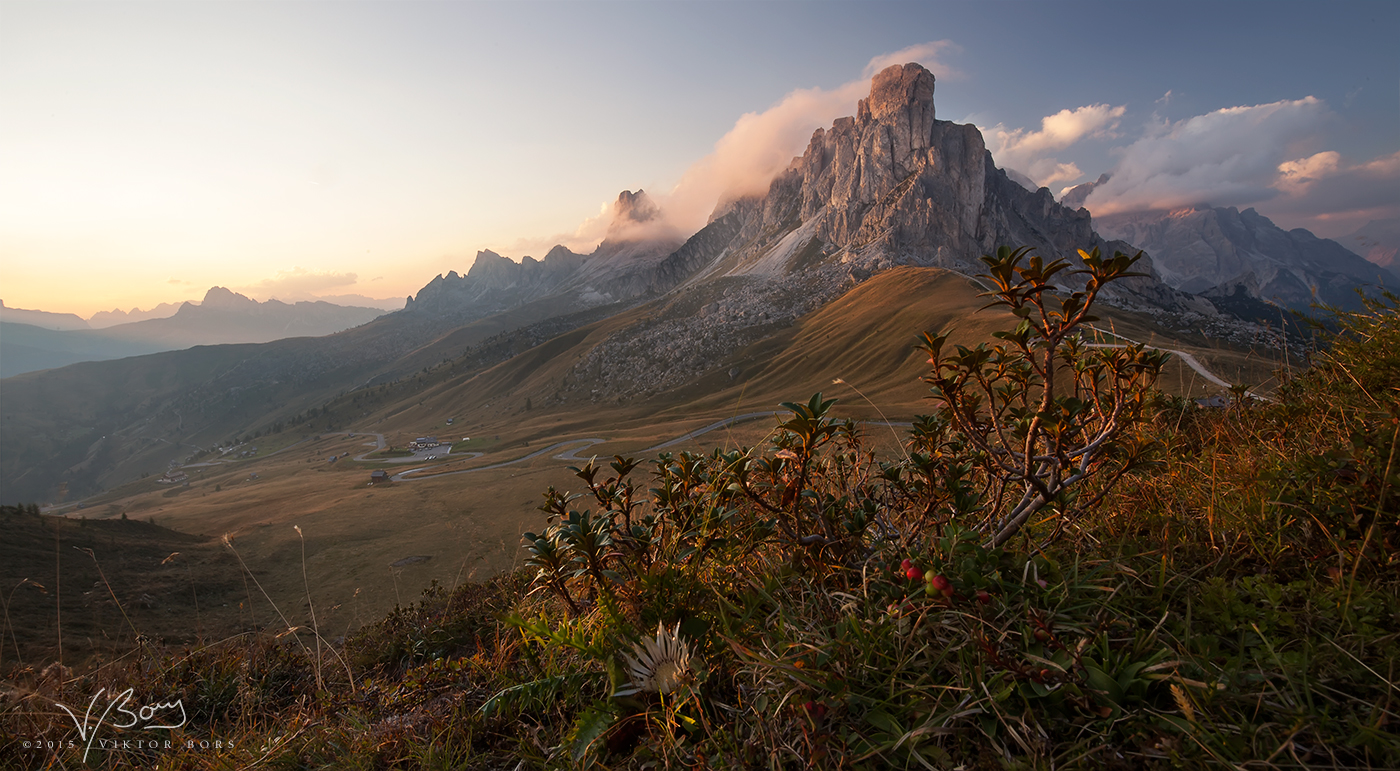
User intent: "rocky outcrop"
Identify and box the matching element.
[708,62,1199,315]
[1093,206,1396,310]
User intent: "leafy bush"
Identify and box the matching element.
[5,247,1397,769]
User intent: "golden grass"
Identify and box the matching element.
[16,268,1287,660]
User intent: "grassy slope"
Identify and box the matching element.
[4,281,1391,769]
[0,508,244,668]
[3,268,1286,666]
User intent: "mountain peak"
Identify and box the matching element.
[1060,173,1111,210]
[201,286,256,310]
[614,189,660,225]
[859,63,936,124]
[597,189,678,251]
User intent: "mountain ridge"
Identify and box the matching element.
[1091,205,1396,309]
[0,63,1262,507]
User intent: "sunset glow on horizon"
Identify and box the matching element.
[3,1,1396,318]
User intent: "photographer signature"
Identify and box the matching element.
[55,687,187,762]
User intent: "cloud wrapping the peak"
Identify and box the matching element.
[1083,96,1331,215]
[660,41,964,234]
[658,81,870,232]
[863,41,964,80]
[511,42,963,256]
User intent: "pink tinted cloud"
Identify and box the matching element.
[987,104,1126,187]
[1082,97,1331,215]
[511,42,963,257]
[1263,150,1400,236]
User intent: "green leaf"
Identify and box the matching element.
[864,709,904,736]
[570,704,617,762]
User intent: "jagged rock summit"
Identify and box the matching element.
[704,63,1190,312]
[404,189,687,318]
[405,62,1207,334]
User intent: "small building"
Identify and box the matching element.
[370,470,389,484]
[409,436,441,449]
[157,469,188,485]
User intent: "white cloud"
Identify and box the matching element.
[1263,150,1400,236]
[1083,97,1331,215]
[1032,161,1085,190]
[987,103,1126,188]
[1276,151,1343,195]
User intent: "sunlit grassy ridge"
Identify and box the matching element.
[2,278,1395,769]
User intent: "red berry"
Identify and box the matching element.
[976,590,992,605]
[900,558,913,572]
[930,575,953,597]
[906,566,924,582]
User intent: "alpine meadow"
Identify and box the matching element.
[3,4,1399,768]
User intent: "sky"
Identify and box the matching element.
[2,1,1397,317]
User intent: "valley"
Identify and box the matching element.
[0,62,1308,668]
[3,265,1282,667]
[4,6,1397,765]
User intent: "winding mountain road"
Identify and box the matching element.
[1083,325,1272,401]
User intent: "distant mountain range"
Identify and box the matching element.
[403,188,686,323]
[0,287,387,378]
[2,63,1246,505]
[0,300,91,331]
[88,302,185,328]
[1059,176,1397,311]
[1338,217,1400,271]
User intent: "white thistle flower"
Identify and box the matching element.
[618,621,693,696]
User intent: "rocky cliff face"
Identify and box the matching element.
[551,64,1239,405]
[1092,206,1396,310]
[405,66,1213,346]
[705,63,1194,315]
